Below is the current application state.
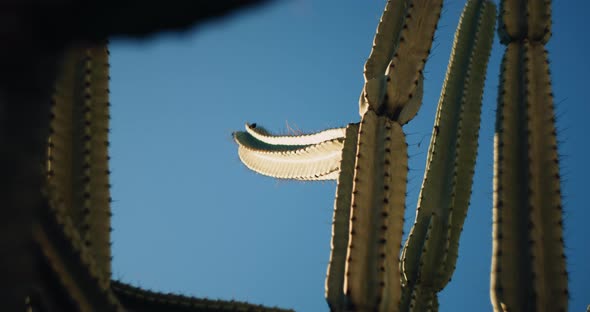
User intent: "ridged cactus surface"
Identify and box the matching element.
[400,1,496,309]
[233,0,497,311]
[48,43,113,285]
[490,1,568,311]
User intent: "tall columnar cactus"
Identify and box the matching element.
[399,1,495,310]
[490,1,568,311]
[233,0,496,310]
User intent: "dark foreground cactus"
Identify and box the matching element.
[0,1,294,311]
[0,0,577,310]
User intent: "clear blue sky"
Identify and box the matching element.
[108,1,589,311]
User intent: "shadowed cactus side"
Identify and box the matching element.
[490,0,568,311]
[234,0,496,311]
[1,2,279,310]
[47,43,113,285]
[37,43,296,311]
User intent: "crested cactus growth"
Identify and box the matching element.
[234,0,496,310]
[234,124,347,180]
[490,1,568,311]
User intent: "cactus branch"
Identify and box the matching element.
[400,1,496,309]
[325,123,360,311]
[233,124,347,180]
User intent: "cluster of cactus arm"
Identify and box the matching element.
[234,0,568,311]
[0,0,570,310]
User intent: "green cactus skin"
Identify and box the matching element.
[344,111,408,311]
[48,43,112,284]
[112,281,294,312]
[359,0,442,123]
[491,2,567,310]
[325,124,360,311]
[497,0,551,44]
[399,1,496,310]
[37,44,296,312]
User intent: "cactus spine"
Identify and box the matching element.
[490,1,568,311]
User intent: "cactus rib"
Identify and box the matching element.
[400,0,496,309]
[48,43,112,283]
[491,0,567,310]
[344,110,407,311]
[498,0,551,44]
[384,0,442,120]
[491,40,567,312]
[325,123,360,311]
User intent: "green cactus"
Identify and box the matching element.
[34,43,296,311]
[234,0,497,310]
[0,0,576,310]
[490,0,568,311]
[0,1,294,310]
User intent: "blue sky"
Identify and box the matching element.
[109,0,589,311]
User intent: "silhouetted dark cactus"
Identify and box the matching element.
[0,1,293,311]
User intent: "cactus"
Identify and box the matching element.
[0,0,577,310]
[0,1,292,310]
[234,0,497,310]
[490,0,568,311]
[31,43,296,311]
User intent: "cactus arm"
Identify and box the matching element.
[233,125,347,180]
[111,281,293,312]
[360,0,409,116]
[491,0,567,311]
[400,0,496,308]
[525,44,567,312]
[48,43,112,283]
[384,0,442,121]
[491,40,567,312]
[363,0,409,82]
[343,110,407,311]
[401,214,440,312]
[325,124,359,311]
[498,0,551,44]
[437,2,496,285]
